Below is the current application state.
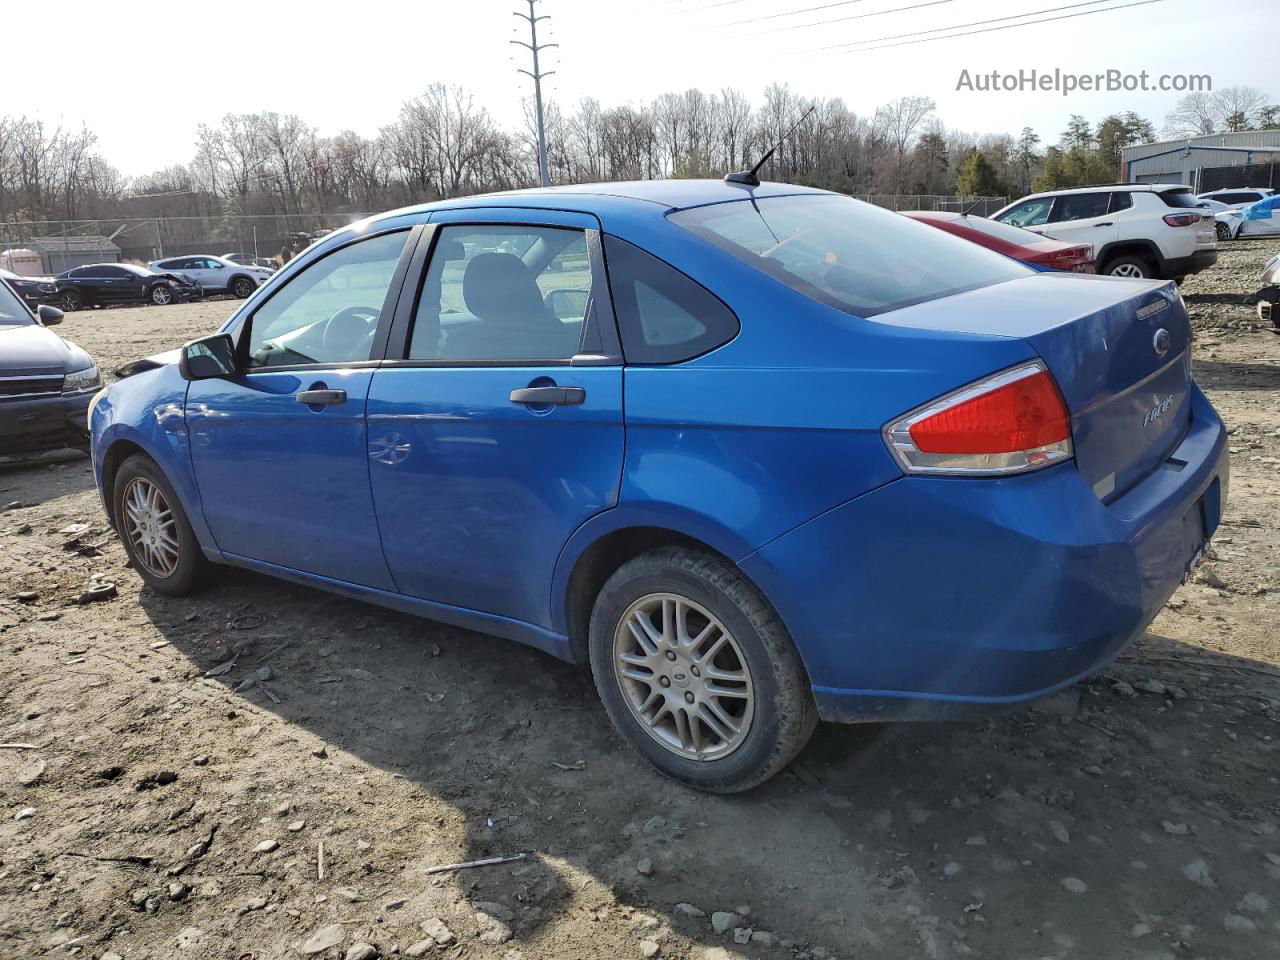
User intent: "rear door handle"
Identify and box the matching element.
[296,388,347,405]
[1094,222,1114,227]
[509,386,586,406]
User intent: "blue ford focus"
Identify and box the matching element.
[89,180,1227,792]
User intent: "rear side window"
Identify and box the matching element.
[1051,192,1109,222]
[1159,189,1203,208]
[1108,192,1133,213]
[674,194,1029,318]
[603,235,739,364]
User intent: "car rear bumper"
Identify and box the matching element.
[741,384,1228,722]
[1163,249,1217,277]
[0,391,92,461]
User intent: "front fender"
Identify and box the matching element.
[91,364,214,550]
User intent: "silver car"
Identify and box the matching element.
[147,255,272,299]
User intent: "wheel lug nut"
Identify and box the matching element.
[659,676,671,687]
[684,692,694,704]
[691,666,700,677]
[665,651,676,661]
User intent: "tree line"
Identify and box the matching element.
[0,83,1275,229]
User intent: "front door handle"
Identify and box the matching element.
[296,388,347,406]
[1094,221,1114,227]
[509,386,586,406]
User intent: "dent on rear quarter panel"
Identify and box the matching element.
[93,364,212,548]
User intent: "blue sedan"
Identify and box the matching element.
[88,180,1228,792]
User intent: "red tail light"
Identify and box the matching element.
[884,362,1073,475]
[1163,213,1200,227]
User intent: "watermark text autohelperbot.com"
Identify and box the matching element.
[956,68,1211,96]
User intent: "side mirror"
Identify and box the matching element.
[37,304,63,326]
[179,333,239,381]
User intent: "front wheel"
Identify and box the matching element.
[112,455,211,596]
[61,289,82,311]
[231,276,255,298]
[1215,222,1230,242]
[150,284,173,306]
[588,547,817,793]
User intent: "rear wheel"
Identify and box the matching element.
[588,547,816,793]
[112,455,211,596]
[60,289,82,311]
[1103,255,1153,280]
[231,276,255,298]
[150,284,173,306]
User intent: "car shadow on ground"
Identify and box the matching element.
[1192,355,1280,391]
[136,568,1280,958]
[0,455,94,510]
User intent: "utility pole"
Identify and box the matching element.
[512,0,556,187]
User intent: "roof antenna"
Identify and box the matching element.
[725,105,816,188]
[959,197,984,216]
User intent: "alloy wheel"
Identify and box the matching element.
[121,478,180,578]
[612,592,755,761]
[61,290,81,311]
[1110,262,1145,279]
[233,278,254,298]
[1216,222,1230,242]
[152,285,173,305]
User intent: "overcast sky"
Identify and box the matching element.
[8,0,1276,177]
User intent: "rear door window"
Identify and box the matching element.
[1050,193,1110,222]
[603,236,739,364]
[407,225,588,362]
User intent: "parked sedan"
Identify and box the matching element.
[902,210,1095,272]
[0,266,59,308]
[57,263,195,311]
[90,181,1227,792]
[0,283,99,463]
[149,255,273,298]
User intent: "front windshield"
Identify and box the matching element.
[0,278,33,324]
[671,194,1030,318]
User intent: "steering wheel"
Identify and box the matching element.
[321,305,379,359]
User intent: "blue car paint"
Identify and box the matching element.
[187,367,396,589]
[90,180,1229,722]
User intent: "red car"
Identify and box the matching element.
[904,211,1096,273]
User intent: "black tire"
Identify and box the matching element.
[588,547,817,793]
[61,289,82,311]
[150,284,174,306]
[112,455,211,596]
[1102,255,1153,280]
[230,276,255,298]
[1215,222,1230,242]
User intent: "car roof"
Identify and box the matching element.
[363,179,832,226]
[1015,182,1191,200]
[1199,187,1273,194]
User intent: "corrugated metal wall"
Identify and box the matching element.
[1122,130,1280,188]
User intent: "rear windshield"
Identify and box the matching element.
[671,195,1030,317]
[1159,189,1202,209]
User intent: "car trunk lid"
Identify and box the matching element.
[873,272,1192,500]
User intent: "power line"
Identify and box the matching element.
[723,0,872,26]
[725,0,957,34]
[513,0,556,187]
[808,0,1166,53]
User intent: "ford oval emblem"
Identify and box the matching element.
[1152,328,1171,357]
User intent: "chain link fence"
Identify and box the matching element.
[0,195,1009,273]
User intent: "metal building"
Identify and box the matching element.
[1121,130,1280,191]
[28,235,122,274]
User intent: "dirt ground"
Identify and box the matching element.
[2,240,1278,960]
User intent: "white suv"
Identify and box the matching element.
[992,183,1217,281]
[1196,187,1275,208]
[147,255,273,299]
